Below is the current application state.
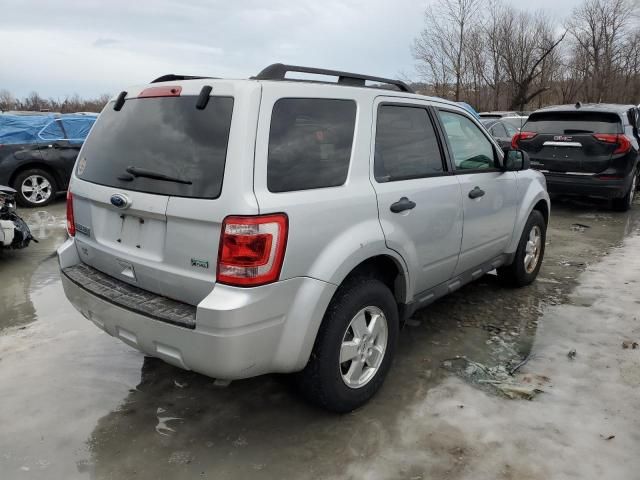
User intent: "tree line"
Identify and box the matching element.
[412,0,640,111]
[0,90,110,114]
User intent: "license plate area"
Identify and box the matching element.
[116,214,166,260]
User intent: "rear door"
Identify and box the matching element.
[436,108,518,275]
[371,98,463,293]
[519,111,622,173]
[71,81,260,305]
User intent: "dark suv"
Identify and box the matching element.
[0,113,97,207]
[513,103,640,211]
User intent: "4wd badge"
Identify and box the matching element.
[191,258,209,269]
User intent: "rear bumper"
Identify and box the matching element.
[541,172,629,198]
[58,238,336,380]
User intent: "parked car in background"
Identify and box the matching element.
[513,103,640,211]
[0,112,97,207]
[480,118,519,149]
[58,63,549,412]
[501,115,529,131]
[480,112,528,131]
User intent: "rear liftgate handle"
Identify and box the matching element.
[390,197,416,213]
[468,186,485,199]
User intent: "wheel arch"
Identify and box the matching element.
[9,162,63,192]
[507,187,550,254]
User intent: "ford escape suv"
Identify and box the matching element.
[58,64,550,412]
[514,103,640,211]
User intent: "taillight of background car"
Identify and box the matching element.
[592,134,632,155]
[511,131,537,149]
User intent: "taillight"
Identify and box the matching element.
[593,134,632,155]
[511,131,537,149]
[66,190,75,236]
[217,213,288,287]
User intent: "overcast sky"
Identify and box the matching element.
[0,0,583,98]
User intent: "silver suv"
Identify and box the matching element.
[58,64,550,412]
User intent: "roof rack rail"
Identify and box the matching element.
[253,63,414,93]
[151,74,216,83]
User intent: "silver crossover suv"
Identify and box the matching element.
[58,64,550,412]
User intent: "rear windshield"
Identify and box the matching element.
[524,111,621,135]
[77,96,234,199]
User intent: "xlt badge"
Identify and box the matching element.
[191,258,209,269]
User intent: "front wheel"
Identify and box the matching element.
[497,210,546,287]
[295,277,399,413]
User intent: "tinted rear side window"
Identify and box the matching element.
[267,98,356,193]
[374,105,444,182]
[78,96,233,199]
[525,112,622,134]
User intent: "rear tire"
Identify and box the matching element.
[497,210,546,287]
[295,276,399,413]
[12,168,58,208]
[611,170,637,212]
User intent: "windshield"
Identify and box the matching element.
[77,95,234,199]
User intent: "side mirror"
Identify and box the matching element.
[501,149,530,171]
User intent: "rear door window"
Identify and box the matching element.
[491,123,508,137]
[504,123,518,136]
[267,98,356,193]
[61,118,96,144]
[374,105,444,182]
[439,110,496,171]
[77,96,234,199]
[38,119,65,141]
[524,112,622,134]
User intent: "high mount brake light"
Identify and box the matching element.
[511,131,537,149]
[66,190,75,236]
[138,86,182,98]
[592,134,632,155]
[217,214,288,287]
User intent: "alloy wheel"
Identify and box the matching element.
[21,175,52,205]
[524,225,542,274]
[340,306,388,389]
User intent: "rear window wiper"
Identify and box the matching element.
[125,166,192,185]
[563,129,593,134]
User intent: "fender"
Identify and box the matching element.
[506,171,550,254]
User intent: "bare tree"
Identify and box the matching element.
[0,89,16,111]
[498,9,567,110]
[413,0,485,101]
[567,0,636,102]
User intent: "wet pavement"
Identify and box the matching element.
[1,196,639,479]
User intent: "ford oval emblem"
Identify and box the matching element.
[110,193,130,209]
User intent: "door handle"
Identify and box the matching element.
[390,197,416,213]
[468,186,485,199]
